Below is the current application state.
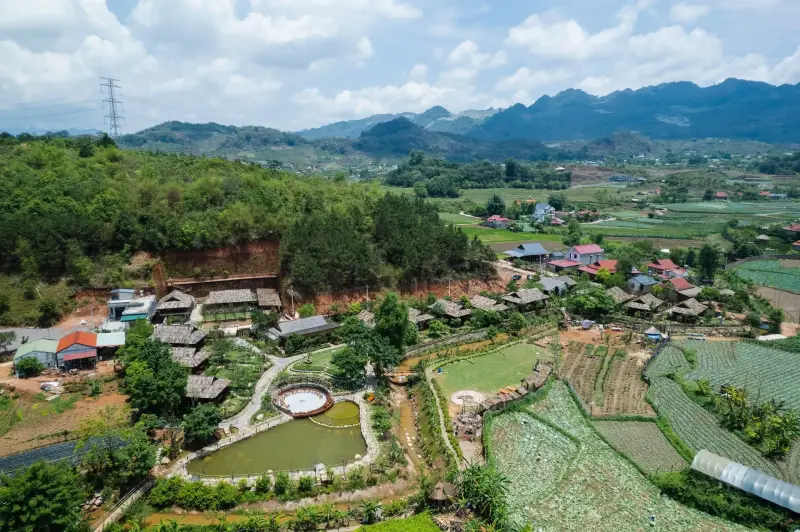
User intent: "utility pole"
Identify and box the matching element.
[100,77,124,141]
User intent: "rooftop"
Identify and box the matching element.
[669,298,708,317]
[408,307,435,324]
[469,295,509,312]
[631,274,659,286]
[256,288,282,308]
[156,290,195,312]
[503,288,549,305]
[269,316,341,338]
[121,295,156,317]
[152,324,208,346]
[572,244,603,254]
[96,332,126,348]
[185,375,230,399]
[57,331,97,352]
[648,259,678,270]
[667,277,694,291]
[504,242,549,258]
[548,259,582,268]
[357,310,376,328]
[171,347,211,368]
[430,299,472,318]
[607,286,634,304]
[626,293,665,312]
[205,289,257,306]
[14,339,58,361]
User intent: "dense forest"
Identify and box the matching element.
[0,134,494,294]
[385,152,571,198]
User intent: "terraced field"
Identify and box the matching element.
[648,376,786,479]
[682,341,800,411]
[594,421,687,473]
[593,356,655,417]
[490,382,748,531]
[558,344,604,409]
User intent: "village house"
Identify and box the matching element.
[152,324,208,348]
[714,191,728,200]
[171,346,211,373]
[578,259,619,278]
[666,277,702,299]
[503,288,549,310]
[185,375,230,403]
[783,223,800,239]
[539,276,576,296]
[565,244,604,265]
[469,294,509,313]
[504,243,550,263]
[266,315,341,342]
[668,298,709,321]
[626,293,665,315]
[408,308,435,328]
[547,259,582,273]
[104,289,157,329]
[754,234,771,245]
[204,289,258,316]
[532,203,556,222]
[429,299,472,320]
[606,286,635,305]
[153,290,196,324]
[628,274,660,294]
[647,259,687,279]
[56,331,98,371]
[256,288,282,312]
[13,339,58,376]
[483,215,513,229]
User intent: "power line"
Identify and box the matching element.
[100,77,124,141]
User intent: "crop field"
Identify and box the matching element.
[593,356,655,417]
[490,382,747,531]
[557,343,604,409]
[593,421,687,473]
[732,259,800,293]
[434,343,542,400]
[644,345,691,378]
[662,201,800,215]
[357,513,440,531]
[437,212,480,225]
[648,376,786,479]
[460,188,540,204]
[460,226,563,244]
[682,341,800,411]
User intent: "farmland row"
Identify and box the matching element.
[648,377,785,479]
[594,356,654,417]
[593,421,687,473]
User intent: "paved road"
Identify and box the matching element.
[218,339,304,431]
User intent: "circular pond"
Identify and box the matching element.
[186,403,366,476]
[274,385,332,417]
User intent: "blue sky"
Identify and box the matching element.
[1,0,798,133]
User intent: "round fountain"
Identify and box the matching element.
[273,384,334,418]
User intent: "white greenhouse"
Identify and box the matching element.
[691,450,800,513]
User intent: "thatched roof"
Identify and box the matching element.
[669,298,709,317]
[156,290,195,312]
[171,346,211,368]
[256,288,282,308]
[626,293,665,312]
[185,375,230,399]
[607,286,634,304]
[408,307,435,325]
[469,294,509,312]
[205,289,257,306]
[152,324,207,346]
[502,288,548,306]
[430,299,472,318]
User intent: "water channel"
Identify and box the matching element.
[186,402,366,477]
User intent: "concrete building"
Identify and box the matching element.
[13,339,58,376]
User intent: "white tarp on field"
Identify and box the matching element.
[691,449,800,513]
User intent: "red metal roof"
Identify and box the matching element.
[784,224,800,232]
[668,277,694,291]
[715,191,728,198]
[550,218,566,225]
[648,259,678,271]
[595,260,617,272]
[62,351,97,362]
[578,266,598,275]
[548,259,582,268]
[57,331,97,352]
[760,191,771,196]
[486,215,512,222]
[573,244,603,254]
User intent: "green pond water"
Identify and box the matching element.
[186,402,366,476]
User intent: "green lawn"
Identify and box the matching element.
[438,212,480,225]
[434,343,542,399]
[357,513,439,531]
[564,185,637,203]
[460,226,563,243]
[290,348,342,375]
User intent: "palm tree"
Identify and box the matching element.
[360,499,381,525]
[240,513,269,531]
[333,509,350,530]
[318,503,336,529]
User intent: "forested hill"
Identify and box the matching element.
[0,135,494,295]
[118,119,557,163]
[354,117,555,161]
[470,79,800,143]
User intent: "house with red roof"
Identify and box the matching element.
[714,191,728,200]
[578,259,618,278]
[56,331,98,370]
[550,217,566,226]
[565,244,604,265]
[783,223,800,238]
[647,259,677,273]
[759,191,771,197]
[547,259,582,273]
[793,240,800,252]
[483,215,513,229]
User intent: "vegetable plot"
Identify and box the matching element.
[594,421,686,473]
[733,259,800,293]
[593,356,655,417]
[490,382,748,531]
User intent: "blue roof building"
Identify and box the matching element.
[504,243,550,261]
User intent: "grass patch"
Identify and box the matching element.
[357,512,439,531]
[434,342,541,399]
[204,341,270,418]
[0,274,73,326]
[460,226,563,243]
[290,348,342,375]
[438,212,480,225]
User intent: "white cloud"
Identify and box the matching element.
[769,47,800,85]
[494,67,574,92]
[669,3,711,23]
[408,64,428,81]
[447,41,507,68]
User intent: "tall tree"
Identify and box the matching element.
[485,194,505,216]
[332,347,368,390]
[698,244,721,280]
[122,340,187,418]
[373,292,408,350]
[0,462,88,532]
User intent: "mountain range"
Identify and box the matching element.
[299,79,800,144]
[296,105,501,139]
